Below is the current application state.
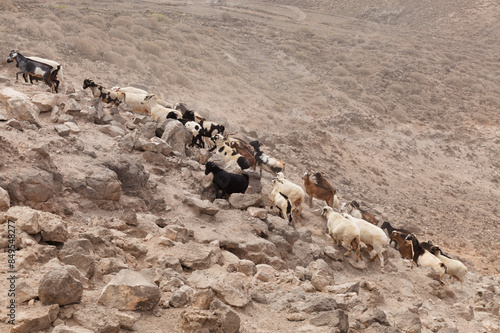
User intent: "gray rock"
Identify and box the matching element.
[63,99,83,114]
[392,309,421,333]
[228,193,262,209]
[326,282,360,295]
[6,206,40,234]
[9,304,59,333]
[98,269,161,311]
[54,124,70,137]
[39,267,83,306]
[160,119,192,156]
[64,121,81,134]
[38,212,69,243]
[103,157,149,197]
[51,324,94,333]
[183,196,219,215]
[247,207,267,219]
[98,124,128,137]
[7,118,23,131]
[73,304,120,333]
[5,95,41,126]
[170,285,195,308]
[61,253,95,279]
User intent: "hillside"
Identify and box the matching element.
[0,0,499,332]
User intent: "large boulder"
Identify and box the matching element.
[98,269,161,311]
[31,93,55,112]
[6,206,40,234]
[38,267,83,306]
[9,304,59,333]
[0,88,40,125]
[160,119,192,156]
[64,163,122,202]
[38,211,69,243]
[102,157,149,197]
[168,242,221,270]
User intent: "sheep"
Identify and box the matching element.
[341,212,388,267]
[209,134,251,170]
[341,201,379,226]
[381,221,411,249]
[270,180,292,223]
[429,245,467,286]
[391,231,414,266]
[7,50,58,93]
[322,206,361,262]
[204,162,249,199]
[303,171,336,208]
[82,79,125,106]
[273,172,305,216]
[405,234,447,284]
[249,140,285,177]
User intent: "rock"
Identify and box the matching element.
[98,269,161,311]
[63,99,83,114]
[169,242,221,270]
[310,309,349,331]
[246,207,267,220]
[170,285,195,308]
[192,288,215,310]
[119,133,135,152]
[137,120,158,139]
[326,282,360,295]
[254,264,277,282]
[121,209,138,226]
[115,311,140,330]
[61,253,95,278]
[39,267,83,305]
[0,88,40,125]
[60,239,94,257]
[228,193,262,209]
[31,93,55,112]
[9,304,59,333]
[358,308,390,327]
[392,309,422,333]
[103,157,149,197]
[38,211,69,242]
[6,168,59,204]
[160,119,192,156]
[64,121,81,134]
[308,259,334,292]
[54,124,70,137]
[51,324,94,333]
[16,281,38,303]
[163,225,190,243]
[50,105,61,123]
[180,307,219,333]
[182,196,219,215]
[188,265,251,308]
[150,136,173,155]
[6,118,23,131]
[98,124,128,137]
[237,259,256,276]
[68,164,122,201]
[6,206,40,234]
[93,102,113,125]
[72,304,120,333]
[210,299,241,333]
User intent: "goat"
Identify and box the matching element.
[322,206,361,262]
[391,231,414,266]
[7,50,58,93]
[119,91,171,115]
[429,246,467,286]
[141,94,182,121]
[270,181,293,223]
[204,162,249,199]
[22,56,64,93]
[175,103,205,123]
[341,201,379,226]
[273,172,304,216]
[227,136,257,171]
[381,221,410,249]
[341,213,388,267]
[249,140,285,177]
[303,172,336,208]
[83,79,125,106]
[209,134,251,170]
[406,234,446,284]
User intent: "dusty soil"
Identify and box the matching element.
[0,0,499,332]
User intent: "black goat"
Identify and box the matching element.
[204,162,249,199]
[7,50,58,93]
[381,221,411,249]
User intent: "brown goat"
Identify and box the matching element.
[347,201,379,226]
[228,137,257,170]
[391,231,414,267]
[303,172,336,208]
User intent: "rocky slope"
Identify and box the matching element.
[0,0,499,332]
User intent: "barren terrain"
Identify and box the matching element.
[0,0,499,332]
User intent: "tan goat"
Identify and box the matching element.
[303,172,337,208]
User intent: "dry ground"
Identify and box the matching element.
[0,0,499,332]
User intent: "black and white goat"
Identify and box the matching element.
[406,234,447,284]
[249,140,285,177]
[380,221,410,249]
[209,134,251,170]
[204,162,249,199]
[7,50,58,93]
[83,79,125,106]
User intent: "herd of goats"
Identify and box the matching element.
[6,50,468,287]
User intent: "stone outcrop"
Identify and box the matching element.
[38,267,83,306]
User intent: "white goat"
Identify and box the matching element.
[406,234,447,284]
[272,172,305,216]
[341,213,388,267]
[322,207,361,262]
[209,134,251,170]
[270,180,293,223]
[126,93,172,115]
[430,246,467,286]
[111,86,149,95]
[141,95,181,121]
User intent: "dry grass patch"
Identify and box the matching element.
[0,0,17,11]
[82,14,106,29]
[141,41,162,57]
